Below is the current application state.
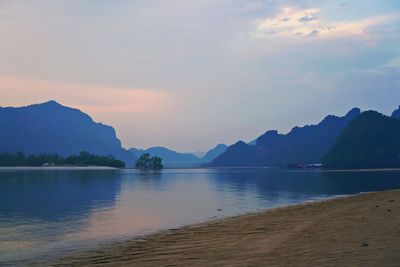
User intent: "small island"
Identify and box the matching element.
[135,153,163,170]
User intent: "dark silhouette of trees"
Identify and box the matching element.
[135,153,163,170]
[0,151,125,168]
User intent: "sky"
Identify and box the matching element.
[0,0,399,152]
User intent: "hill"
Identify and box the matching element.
[201,144,228,163]
[391,106,400,119]
[129,146,201,167]
[322,111,400,169]
[0,100,135,165]
[130,144,228,167]
[210,141,259,166]
[210,108,361,167]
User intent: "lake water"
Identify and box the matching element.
[1,167,400,264]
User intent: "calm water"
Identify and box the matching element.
[1,168,400,264]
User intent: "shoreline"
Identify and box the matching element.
[2,166,400,172]
[52,189,400,266]
[0,166,119,170]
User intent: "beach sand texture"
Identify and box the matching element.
[54,189,400,266]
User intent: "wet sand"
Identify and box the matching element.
[54,189,400,266]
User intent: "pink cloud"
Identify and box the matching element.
[254,7,400,40]
[0,75,172,115]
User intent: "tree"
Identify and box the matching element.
[149,156,163,170]
[135,153,163,170]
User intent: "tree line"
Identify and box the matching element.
[0,151,125,168]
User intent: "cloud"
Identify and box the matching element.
[308,29,320,37]
[0,1,399,151]
[254,6,399,40]
[0,75,172,115]
[382,57,400,70]
[299,14,319,22]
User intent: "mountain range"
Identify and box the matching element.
[0,100,228,168]
[2,100,400,169]
[130,147,200,167]
[0,101,135,165]
[130,144,228,167]
[210,108,362,167]
[211,106,400,168]
[323,109,400,169]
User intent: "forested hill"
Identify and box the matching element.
[0,101,135,165]
[322,111,400,169]
[210,108,361,167]
[391,106,400,119]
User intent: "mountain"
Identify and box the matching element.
[248,139,257,145]
[210,141,258,166]
[391,106,400,119]
[0,100,135,165]
[191,151,207,158]
[323,111,400,169]
[129,146,201,167]
[130,144,229,167]
[201,144,228,163]
[210,108,361,167]
[129,147,143,158]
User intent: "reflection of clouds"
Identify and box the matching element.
[78,170,228,240]
[65,206,166,240]
[3,168,400,263]
[137,170,163,190]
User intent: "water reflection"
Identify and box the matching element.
[207,168,400,201]
[0,170,122,221]
[136,170,163,191]
[1,168,400,264]
[0,169,122,263]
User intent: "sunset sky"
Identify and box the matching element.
[0,0,399,152]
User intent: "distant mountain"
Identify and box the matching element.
[0,100,135,165]
[248,139,257,145]
[191,151,207,158]
[129,146,201,167]
[210,108,361,167]
[391,106,400,119]
[323,111,400,169]
[129,147,143,158]
[210,141,258,166]
[201,144,228,163]
[130,144,229,167]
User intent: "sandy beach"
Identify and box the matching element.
[53,189,400,266]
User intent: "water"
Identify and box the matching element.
[1,167,400,264]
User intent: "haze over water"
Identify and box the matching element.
[1,168,400,264]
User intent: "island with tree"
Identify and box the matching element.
[135,153,163,170]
